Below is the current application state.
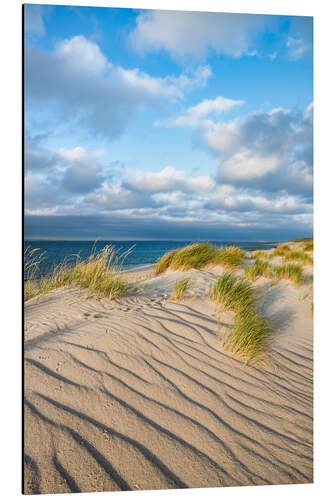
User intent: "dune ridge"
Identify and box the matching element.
[24,256,313,494]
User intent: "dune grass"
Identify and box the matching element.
[214,246,246,269]
[155,243,245,275]
[224,310,273,364]
[210,272,256,314]
[283,250,313,265]
[303,241,314,252]
[270,244,292,258]
[210,271,272,365]
[169,243,219,271]
[244,259,272,281]
[24,245,129,302]
[273,262,304,286]
[251,250,268,259]
[170,278,191,301]
[155,250,177,275]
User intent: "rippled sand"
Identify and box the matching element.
[24,263,313,494]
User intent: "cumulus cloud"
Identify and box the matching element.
[57,147,106,194]
[25,35,212,140]
[125,166,215,194]
[131,10,276,62]
[155,96,244,127]
[198,105,313,195]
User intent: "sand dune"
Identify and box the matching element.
[24,263,313,494]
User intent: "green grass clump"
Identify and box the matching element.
[210,272,255,314]
[211,271,272,365]
[271,244,291,257]
[24,245,129,302]
[214,246,246,269]
[170,278,191,301]
[273,263,304,286]
[169,243,219,271]
[155,243,246,275]
[223,310,273,364]
[251,250,267,259]
[303,241,314,252]
[244,259,272,281]
[283,251,313,266]
[155,250,177,275]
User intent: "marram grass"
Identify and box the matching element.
[210,272,255,314]
[155,243,245,275]
[211,271,272,365]
[251,250,267,259]
[170,278,191,301]
[283,251,313,266]
[24,245,129,302]
[244,259,272,281]
[273,262,304,286]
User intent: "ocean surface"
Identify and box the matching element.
[24,240,279,279]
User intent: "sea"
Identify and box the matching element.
[24,240,279,279]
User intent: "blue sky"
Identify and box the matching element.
[24,4,313,240]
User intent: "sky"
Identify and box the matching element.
[24,4,313,241]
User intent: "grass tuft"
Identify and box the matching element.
[303,241,314,252]
[210,272,255,314]
[270,244,291,258]
[155,243,245,275]
[223,310,273,364]
[211,271,272,365]
[170,278,191,301]
[251,250,267,259]
[273,263,304,286]
[24,245,129,302]
[283,251,313,265]
[169,243,219,271]
[214,246,246,269]
[244,259,272,281]
[155,250,177,275]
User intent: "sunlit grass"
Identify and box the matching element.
[154,250,177,275]
[283,250,313,266]
[214,246,246,269]
[210,272,255,314]
[303,240,314,252]
[155,243,245,275]
[273,262,304,286]
[244,259,272,281]
[24,245,130,302]
[223,310,273,365]
[169,243,218,271]
[210,271,272,365]
[251,250,267,259]
[170,278,191,301]
[270,244,291,258]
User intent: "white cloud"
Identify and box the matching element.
[131,10,275,62]
[125,166,215,194]
[26,36,211,139]
[155,96,244,127]
[198,105,313,190]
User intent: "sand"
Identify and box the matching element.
[24,251,313,494]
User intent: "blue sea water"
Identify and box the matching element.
[24,240,278,278]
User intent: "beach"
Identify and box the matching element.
[24,243,313,494]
